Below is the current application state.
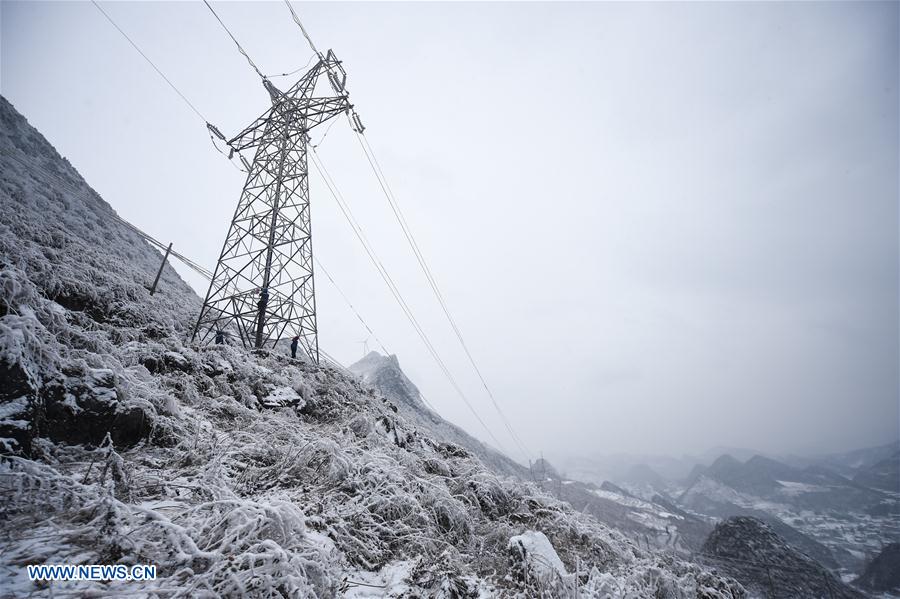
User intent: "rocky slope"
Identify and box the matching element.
[0,96,748,598]
[700,517,864,599]
[349,351,526,478]
[854,543,900,594]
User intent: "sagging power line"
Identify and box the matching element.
[352,129,534,460]
[308,149,506,450]
[90,1,207,123]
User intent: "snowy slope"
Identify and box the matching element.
[0,96,746,598]
[349,351,527,478]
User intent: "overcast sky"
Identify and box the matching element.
[2,1,897,463]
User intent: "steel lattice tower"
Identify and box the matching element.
[192,51,361,363]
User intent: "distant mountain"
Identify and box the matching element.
[620,463,666,491]
[700,445,766,464]
[808,441,900,478]
[599,480,635,497]
[678,448,900,575]
[685,462,708,486]
[701,517,864,599]
[852,451,900,493]
[704,455,747,485]
[556,453,699,486]
[683,453,888,513]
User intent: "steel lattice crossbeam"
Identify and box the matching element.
[192,51,354,363]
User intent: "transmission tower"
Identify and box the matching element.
[192,50,363,363]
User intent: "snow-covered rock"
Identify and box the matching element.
[508,530,568,581]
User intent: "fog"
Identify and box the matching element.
[2,1,897,464]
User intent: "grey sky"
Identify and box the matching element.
[2,1,897,463]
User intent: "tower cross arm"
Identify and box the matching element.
[227,107,277,152]
[289,95,352,130]
[226,96,351,152]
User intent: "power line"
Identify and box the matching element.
[315,257,389,357]
[694,551,822,576]
[309,148,490,429]
[309,148,507,453]
[282,0,321,57]
[273,0,526,457]
[276,2,522,456]
[90,1,207,124]
[354,131,533,460]
[315,256,440,413]
[91,0,251,175]
[268,54,317,79]
[201,0,267,81]
[275,0,522,456]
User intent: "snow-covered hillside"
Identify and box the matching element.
[0,96,746,597]
[349,351,527,478]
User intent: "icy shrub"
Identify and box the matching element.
[173,499,340,598]
[346,413,374,438]
[421,484,472,545]
[421,456,452,477]
[0,354,37,454]
[403,551,480,598]
[293,438,353,487]
[457,472,514,520]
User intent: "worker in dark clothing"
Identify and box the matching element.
[215,330,225,345]
[290,335,299,359]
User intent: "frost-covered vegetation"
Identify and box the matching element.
[0,96,746,597]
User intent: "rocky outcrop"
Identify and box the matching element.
[700,517,864,599]
[349,351,528,477]
[855,542,900,593]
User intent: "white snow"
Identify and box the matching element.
[0,396,28,419]
[343,560,415,598]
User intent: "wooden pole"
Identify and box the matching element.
[574,555,579,599]
[150,242,173,295]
